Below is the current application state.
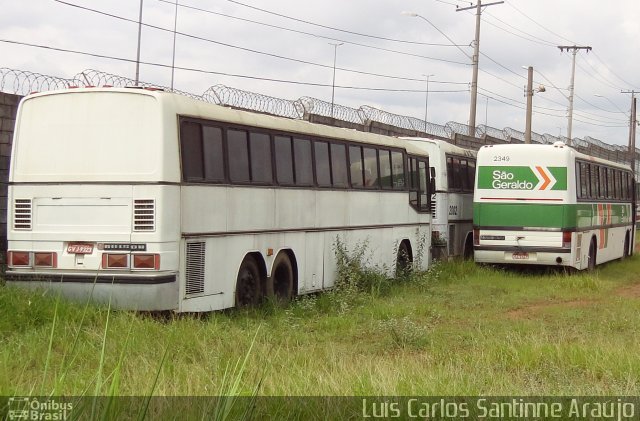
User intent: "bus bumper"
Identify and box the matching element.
[4,271,179,311]
[474,247,573,266]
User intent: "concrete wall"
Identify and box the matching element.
[0,92,22,256]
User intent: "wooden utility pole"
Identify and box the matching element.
[456,0,503,136]
[558,45,592,145]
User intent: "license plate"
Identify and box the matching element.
[512,251,529,260]
[67,243,94,254]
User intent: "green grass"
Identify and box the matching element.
[1,254,640,405]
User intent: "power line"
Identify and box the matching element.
[0,38,471,94]
[576,53,621,90]
[591,51,638,90]
[53,0,471,84]
[224,0,453,46]
[505,2,575,45]
[153,0,472,69]
[482,12,556,47]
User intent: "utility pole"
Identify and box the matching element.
[623,90,637,238]
[135,0,144,85]
[558,45,592,145]
[170,0,179,91]
[525,66,533,144]
[456,0,503,137]
[423,73,435,130]
[622,90,637,176]
[329,42,343,119]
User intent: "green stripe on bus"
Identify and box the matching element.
[473,203,632,229]
[477,166,567,191]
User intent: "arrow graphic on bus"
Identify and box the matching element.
[533,166,556,190]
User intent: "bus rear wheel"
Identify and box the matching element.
[235,255,263,308]
[395,241,412,278]
[622,231,630,259]
[267,252,294,303]
[587,239,597,271]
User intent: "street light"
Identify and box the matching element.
[423,73,435,130]
[329,42,343,119]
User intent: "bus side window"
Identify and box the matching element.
[180,120,204,181]
[274,136,294,185]
[330,143,349,188]
[467,159,476,190]
[607,168,615,199]
[590,164,598,199]
[314,141,331,187]
[202,125,224,182]
[418,160,428,211]
[459,159,469,191]
[363,147,379,188]
[391,151,405,189]
[598,166,607,199]
[227,129,250,183]
[349,145,364,188]
[249,132,272,184]
[446,156,454,190]
[293,138,313,186]
[379,149,393,189]
[578,162,589,198]
[408,157,418,207]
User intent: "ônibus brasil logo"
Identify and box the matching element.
[478,166,567,191]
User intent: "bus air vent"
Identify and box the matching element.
[13,199,32,230]
[133,199,155,231]
[186,242,206,296]
[430,196,437,219]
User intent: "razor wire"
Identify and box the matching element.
[295,96,362,124]
[1,67,637,159]
[476,124,507,141]
[75,69,204,100]
[0,67,82,95]
[360,105,451,138]
[445,121,473,138]
[204,84,301,119]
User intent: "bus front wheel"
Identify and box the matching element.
[235,255,263,308]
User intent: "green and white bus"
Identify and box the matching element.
[474,142,634,270]
[6,88,433,312]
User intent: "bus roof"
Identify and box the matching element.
[478,142,631,171]
[403,136,477,157]
[22,88,429,157]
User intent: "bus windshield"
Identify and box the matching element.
[11,91,163,182]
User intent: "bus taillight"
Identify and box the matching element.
[102,253,129,269]
[133,254,160,270]
[34,252,57,268]
[9,251,30,267]
[473,229,479,246]
[562,231,572,248]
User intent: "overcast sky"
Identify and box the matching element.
[1,0,638,146]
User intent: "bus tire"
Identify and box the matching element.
[622,231,630,259]
[235,255,263,308]
[588,238,597,271]
[463,233,474,260]
[267,252,294,303]
[396,240,413,277]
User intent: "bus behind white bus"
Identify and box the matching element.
[405,137,476,259]
[6,88,433,311]
[474,142,634,270]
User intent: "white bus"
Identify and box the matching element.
[6,88,433,312]
[474,142,634,270]
[405,137,476,259]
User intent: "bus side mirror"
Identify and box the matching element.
[429,167,436,194]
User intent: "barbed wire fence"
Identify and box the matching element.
[1,67,637,163]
